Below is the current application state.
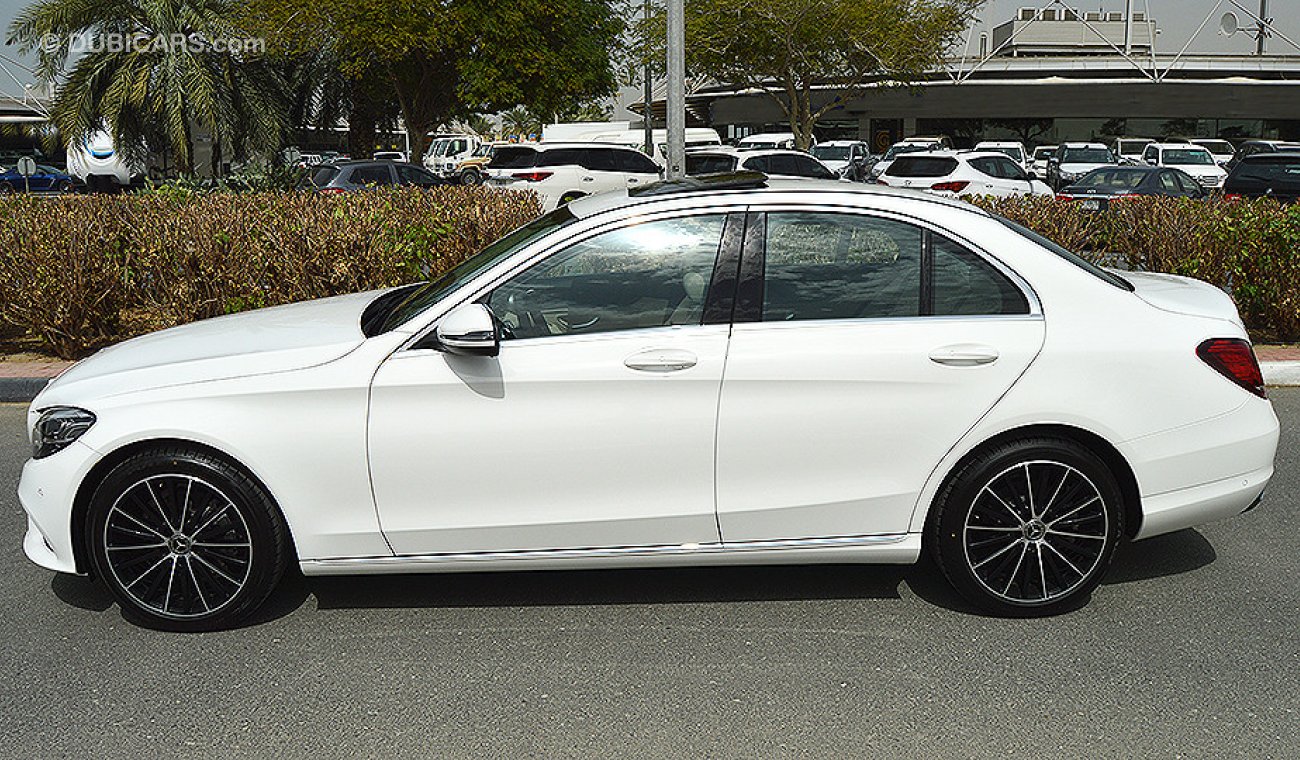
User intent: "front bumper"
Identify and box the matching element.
[17,440,103,575]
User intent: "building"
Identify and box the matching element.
[632,5,1300,151]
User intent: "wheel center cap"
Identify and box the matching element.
[1024,520,1047,542]
[168,534,193,555]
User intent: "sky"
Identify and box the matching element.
[0,0,1295,102]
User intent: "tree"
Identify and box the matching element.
[248,0,624,163]
[640,0,981,150]
[9,0,287,172]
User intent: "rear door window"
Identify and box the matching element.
[687,154,738,174]
[349,165,393,186]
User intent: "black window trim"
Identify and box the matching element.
[729,205,1042,325]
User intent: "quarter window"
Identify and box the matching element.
[488,215,726,339]
[932,236,1030,316]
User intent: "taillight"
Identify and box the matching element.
[930,180,969,192]
[1055,194,1075,201]
[1197,338,1266,398]
[1224,193,1243,201]
[511,171,554,182]
[316,187,346,195]
[875,177,888,186]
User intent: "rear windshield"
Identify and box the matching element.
[488,147,538,169]
[997,217,1133,291]
[686,154,738,175]
[310,166,340,186]
[882,143,933,161]
[1230,157,1300,185]
[1076,168,1147,189]
[812,145,851,161]
[885,156,958,177]
[1059,148,1113,164]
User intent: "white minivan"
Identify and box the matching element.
[485,143,662,210]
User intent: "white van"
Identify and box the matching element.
[66,130,143,191]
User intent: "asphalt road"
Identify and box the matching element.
[1,396,1297,759]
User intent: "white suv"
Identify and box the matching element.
[485,143,662,210]
[974,141,1029,169]
[880,151,1052,198]
[686,148,837,180]
[1143,142,1228,189]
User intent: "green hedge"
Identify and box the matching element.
[2,191,1297,359]
[0,187,541,358]
[968,196,1300,343]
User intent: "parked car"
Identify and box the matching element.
[869,137,952,180]
[1189,139,1236,167]
[451,142,503,186]
[1226,139,1300,171]
[372,151,407,162]
[0,163,75,193]
[20,174,1277,630]
[974,141,1029,169]
[1112,137,1155,166]
[879,151,1051,198]
[1056,166,1208,210]
[737,132,804,150]
[686,148,836,180]
[811,141,874,181]
[1140,143,1227,190]
[66,129,143,192]
[1048,143,1118,190]
[1029,145,1057,178]
[307,160,442,193]
[1223,152,1300,203]
[484,143,661,210]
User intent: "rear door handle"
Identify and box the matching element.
[625,348,698,373]
[929,344,999,367]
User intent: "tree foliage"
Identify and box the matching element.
[9,0,286,171]
[248,0,625,161]
[639,0,981,149]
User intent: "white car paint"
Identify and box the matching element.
[1142,142,1228,189]
[485,143,661,211]
[869,138,949,180]
[66,130,140,188]
[19,181,1277,618]
[881,151,1052,198]
[737,132,804,150]
[1050,142,1119,189]
[974,141,1029,168]
[1029,145,1057,178]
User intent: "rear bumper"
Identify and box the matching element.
[1134,463,1272,540]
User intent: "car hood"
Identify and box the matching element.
[37,290,382,404]
[1120,271,1243,327]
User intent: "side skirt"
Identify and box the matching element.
[300,533,922,576]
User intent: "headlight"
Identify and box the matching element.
[31,407,96,459]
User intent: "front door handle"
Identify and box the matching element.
[625,348,698,373]
[929,344,999,367]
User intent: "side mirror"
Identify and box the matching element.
[436,303,499,357]
[1027,171,1038,180]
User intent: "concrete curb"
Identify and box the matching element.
[0,377,49,403]
[4,361,1299,404]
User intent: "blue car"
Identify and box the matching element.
[0,163,75,193]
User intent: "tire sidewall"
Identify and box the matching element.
[931,438,1124,617]
[87,450,285,631]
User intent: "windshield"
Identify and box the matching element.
[997,217,1132,291]
[984,147,1023,161]
[1060,148,1114,164]
[377,208,577,332]
[1194,140,1235,156]
[1076,168,1146,190]
[1117,141,1150,155]
[1034,147,1056,160]
[1164,149,1214,166]
[812,145,851,161]
[883,143,933,161]
[1231,157,1300,185]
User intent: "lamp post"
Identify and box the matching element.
[665,0,686,179]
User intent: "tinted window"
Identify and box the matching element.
[489,147,538,169]
[1061,148,1114,164]
[742,156,773,173]
[311,166,340,186]
[932,236,1029,316]
[1158,171,1180,193]
[349,165,392,186]
[1163,149,1214,166]
[992,157,1028,180]
[1172,171,1203,196]
[781,155,835,179]
[396,165,438,186]
[537,149,590,168]
[886,156,958,177]
[577,149,622,172]
[968,157,1001,178]
[686,154,737,175]
[1230,156,1300,184]
[488,215,726,339]
[762,213,921,321]
[1077,168,1146,189]
[812,145,851,161]
[617,150,660,174]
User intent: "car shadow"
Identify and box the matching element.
[51,527,1218,626]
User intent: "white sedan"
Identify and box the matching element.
[19,177,1277,630]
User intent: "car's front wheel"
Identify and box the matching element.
[86,446,290,631]
[928,437,1124,616]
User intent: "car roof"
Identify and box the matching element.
[1151,142,1210,150]
[1060,142,1108,149]
[816,140,865,147]
[566,176,986,220]
[975,141,1024,147]
[1241,151,1300,160]
[691,147,811,158]
[496,142,646,153]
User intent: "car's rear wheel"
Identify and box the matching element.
[86,446,289,631]
[928,437,1123,616]
[460,168,483,185]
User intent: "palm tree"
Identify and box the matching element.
[501,106,543,140]
[9,0,286,172]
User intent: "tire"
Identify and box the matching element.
[86,446,290,631]
[459,168,483,186]
[927,437,1124,617]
